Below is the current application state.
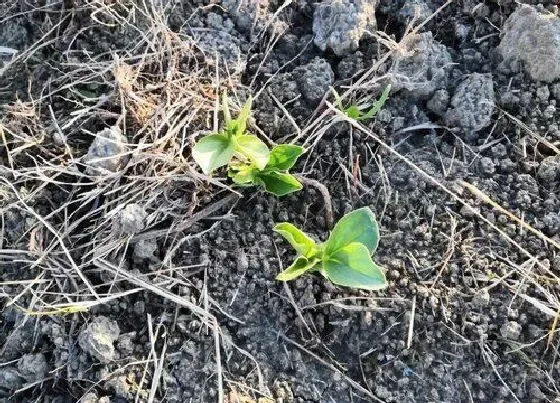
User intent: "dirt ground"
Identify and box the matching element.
[1,1,560,402]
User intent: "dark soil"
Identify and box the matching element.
[1,1,560,403]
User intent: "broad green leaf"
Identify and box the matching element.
[276,256,319,281]
[256,171,302,196]
[235,135,270,170]
[192,134,234,175]
[267,144,304,171]
[228,164,256,184]
[324,207,379,256]
[274,222,317,257]
[322,242,387,290]
[362,84,391,120]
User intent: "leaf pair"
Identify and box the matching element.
[229,144,304,196]
[192,92,304,196]
[274,207,387,290]
[332,85,391,121]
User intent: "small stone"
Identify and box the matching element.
[498,5,560,82]
[543,212,560,235]
[445,73,495,135]
[460,204,480,218]
[133,301,146,315]
[429,295,438,308]
[84,127,129,176]
[312,0,377,56]
[188,28,245,74]
[113,203,148,235]
[132,238,158,262]
[537,155,559,182]
[117,333,136,356]
[500,321,522,341]
[472,289,490,307]
[479,157,495,176]
[426,89,449,116]
[237,250,249,271]
[0,367,23,390]
[294,57,334,104]
[536,86,550,102]
[391,32,453,99]
[17,353,48,382]
[544,105,556,119]
[78,316,120,363]
[220,0,270,35]
[0,323,34,360]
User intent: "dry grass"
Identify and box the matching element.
[0,1,250,400]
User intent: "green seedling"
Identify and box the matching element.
[192,92,268,174]
[229,144,304,196]
[332,85,391,121]
[193,92,304,196]
[274,207,387,290]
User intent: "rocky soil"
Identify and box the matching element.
[1,1,560,402]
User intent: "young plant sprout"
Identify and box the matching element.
[192,92,304,196]
[332,85,391,121]
[229,144,304,196]
[274,207,388,290]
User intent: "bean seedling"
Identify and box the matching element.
[192,92,304,196]
[332,85,391,121]
[274,207,387,290]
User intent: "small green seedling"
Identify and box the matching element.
[192,92,304,196]
[274,207,387,290]
[229,144,304,196]
[332,85,391,121]
[192,92,267,174]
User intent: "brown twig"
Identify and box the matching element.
[294,175,334,229]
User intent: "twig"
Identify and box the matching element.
[407,295,416,349]
[461,181,560,251]
[214,321,224,403]
[294,175,334,229]
[482,345,521,403]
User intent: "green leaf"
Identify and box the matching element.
[267,144,304,171]
[256,171,302,196]
[235,135,270,169]
[322,242,387,290]
[236,95,252,135]
[346,105,361,119]
[228,164,256,184]
[331,87,343,110]
[324,207,379,256]
[276,256,319,281]
[227,96,253,137]
[192,134,235,175]
[361,84,391,120]
[274,222,317,257]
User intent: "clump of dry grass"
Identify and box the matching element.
[0,1,252,399]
